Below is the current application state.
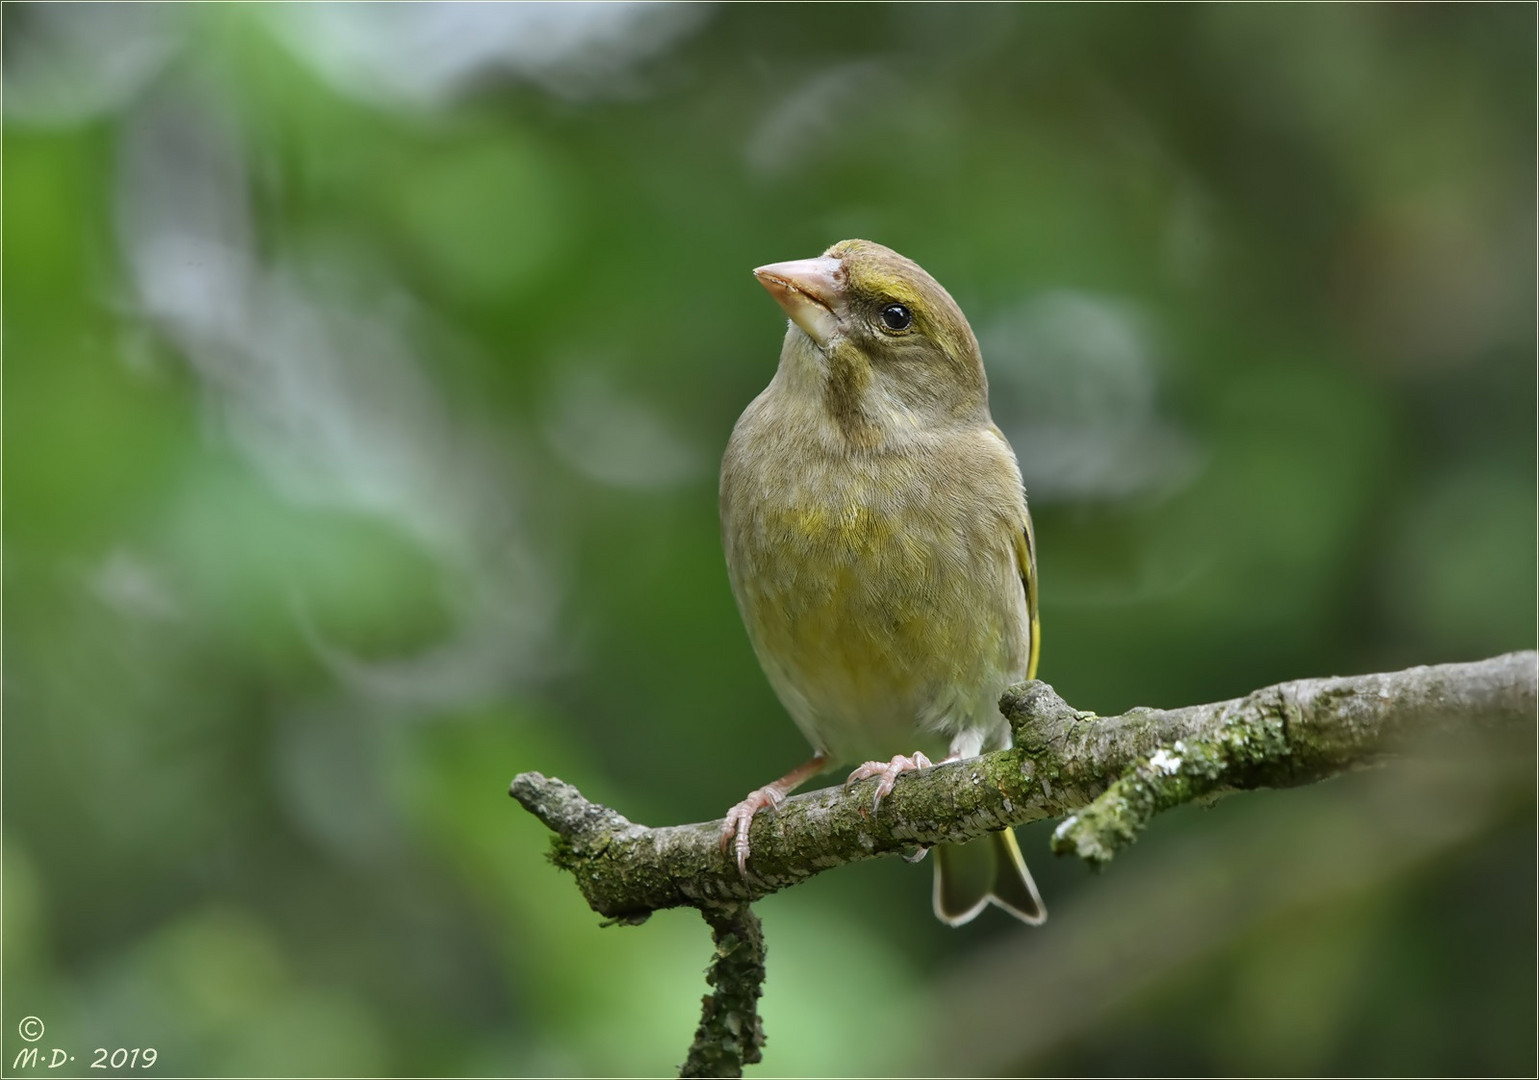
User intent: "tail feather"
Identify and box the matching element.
[933,838,993,927]
[988,826,1047,925]
[932,827,1046,927]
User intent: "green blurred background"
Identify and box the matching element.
[5,3,1535,1076]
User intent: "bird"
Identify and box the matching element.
[717,238,1045,927]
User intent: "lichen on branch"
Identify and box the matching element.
[511,651,1534,1079]
[510,651,1536,914]
[680,903,766,1078]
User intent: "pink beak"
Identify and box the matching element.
[752,256,845,347]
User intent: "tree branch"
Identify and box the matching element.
[510,652,1533,1076]
[509,652,1535,919]
[679,903,766,1077]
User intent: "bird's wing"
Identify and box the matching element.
[985,422,1041,681]
[1016,510,1041,681]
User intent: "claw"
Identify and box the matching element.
[844,751,934,812]
[718,753,829,877]
[720,786,787,877]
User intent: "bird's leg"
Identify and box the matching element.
[720,752,829,877]
[941,729,985,766]
[844,751,935,812]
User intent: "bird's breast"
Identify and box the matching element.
[721,437,1025,761]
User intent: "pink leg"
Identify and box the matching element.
[844,751,935,811]
[720,752,828,877]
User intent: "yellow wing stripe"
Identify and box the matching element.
[1020,513,1041,681]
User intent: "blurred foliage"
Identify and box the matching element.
[4,3,1534,1076]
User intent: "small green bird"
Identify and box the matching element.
[719,239,1045,926]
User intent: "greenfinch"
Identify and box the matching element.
[719,239,1045,926]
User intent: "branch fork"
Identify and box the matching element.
[509,651,1536,1076]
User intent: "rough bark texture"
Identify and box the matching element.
[509,652,1536,917]
[679,903,766,1078]
[508,652,1534,1077]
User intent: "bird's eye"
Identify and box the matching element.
[880,303,912,331]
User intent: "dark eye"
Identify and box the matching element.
[880,303,912,331]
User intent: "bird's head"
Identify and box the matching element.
[753,239,989,444]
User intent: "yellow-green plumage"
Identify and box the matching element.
[721,239,1045,926]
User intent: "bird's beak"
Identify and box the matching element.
[753,256,845,348]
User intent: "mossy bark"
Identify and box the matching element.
[680,904,766,1078]
[507,651,1535,1076]
[511,651,1535,914]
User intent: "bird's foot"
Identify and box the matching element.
[844,751,934,812]
[717,753,830,878]
[720,786,786,878]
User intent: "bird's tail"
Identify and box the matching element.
[933,827,1046,927]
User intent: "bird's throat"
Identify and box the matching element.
[823,351,880,449]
